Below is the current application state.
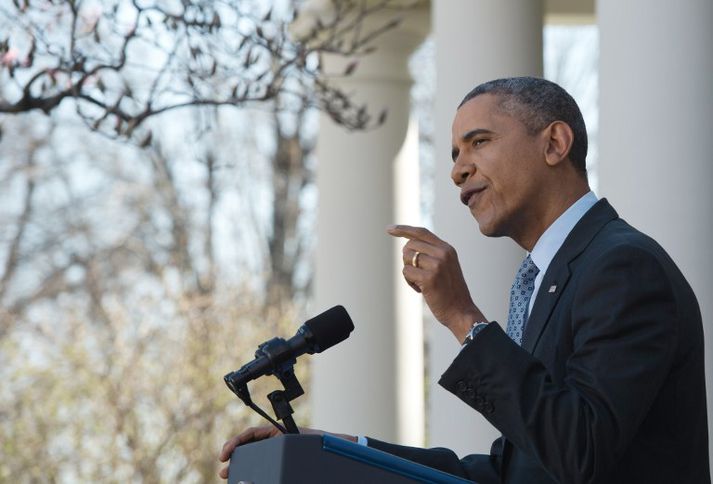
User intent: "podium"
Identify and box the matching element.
[228,434,475,484]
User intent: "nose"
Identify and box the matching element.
[451,156,475,187]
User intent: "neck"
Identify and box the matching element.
[514,181,590,251]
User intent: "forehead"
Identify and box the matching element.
[451,94,518,139]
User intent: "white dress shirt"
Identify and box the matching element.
[528,191,598,315]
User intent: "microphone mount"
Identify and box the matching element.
[224,336,305,434]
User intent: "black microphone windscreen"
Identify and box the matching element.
[304,305,354,353]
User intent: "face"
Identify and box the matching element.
[450,94,548,242]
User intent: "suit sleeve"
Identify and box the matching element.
[366,436,502,484]
[439,245,678,484]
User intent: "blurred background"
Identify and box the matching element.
[0,0,710,482]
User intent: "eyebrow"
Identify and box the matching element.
[461,128,493,142]
[451,128,494,161]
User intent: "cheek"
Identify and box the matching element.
[484,175,525,220]
[473,189,500,223]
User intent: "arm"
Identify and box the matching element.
[367,436,502,484]
[440,246,678,484]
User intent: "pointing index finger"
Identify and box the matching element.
[387,224,442,245]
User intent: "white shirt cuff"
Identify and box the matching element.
[356,435,368,446]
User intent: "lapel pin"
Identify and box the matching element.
[548,285,557,293]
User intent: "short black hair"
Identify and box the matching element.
[460,77,588,176]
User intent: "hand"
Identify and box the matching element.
[218,425,281,479]
[387,224,486,343]
[218,425,357,479]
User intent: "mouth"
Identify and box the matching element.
[460,186,486,207]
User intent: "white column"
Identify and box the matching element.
[311,7,429,445]
[430,0,544,456]
[393,117,426,446]
[598,0,713,465]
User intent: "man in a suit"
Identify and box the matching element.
[219,77,710,483]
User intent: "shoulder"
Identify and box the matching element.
[570,218,672,292]
[572,212,675,269]
[570,216,700,324]
[552,198,675,274]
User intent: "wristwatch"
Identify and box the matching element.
[462,321,490,346]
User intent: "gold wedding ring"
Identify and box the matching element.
[411,251,421,268]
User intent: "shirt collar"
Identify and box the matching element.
[530,191,598,276]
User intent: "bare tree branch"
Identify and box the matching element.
[0,0,409,138]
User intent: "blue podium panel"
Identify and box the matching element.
[321,435,475,484]
[228,434,475,484]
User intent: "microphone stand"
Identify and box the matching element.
[224,338,304,435]
[266,365,303,434]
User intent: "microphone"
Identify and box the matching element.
[224,305,354,390]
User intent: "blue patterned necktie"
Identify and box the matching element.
[506,255,540,346]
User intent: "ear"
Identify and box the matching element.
[543,121,574,167]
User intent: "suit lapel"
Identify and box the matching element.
[521,199,619,353]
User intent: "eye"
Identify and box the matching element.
[472,138,488,147]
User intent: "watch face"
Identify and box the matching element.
[464,322,489,346]
[472,322,488,337]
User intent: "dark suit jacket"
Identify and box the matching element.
[369,199,710,484]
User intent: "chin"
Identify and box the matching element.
[475,219,496,237]
[478,225,500,238]
[472,205,510,239]
[474,216,505,238]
